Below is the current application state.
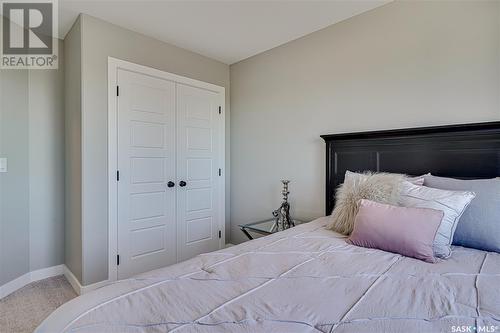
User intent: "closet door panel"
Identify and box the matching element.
[117,69,176,279]
[176,83,222,261]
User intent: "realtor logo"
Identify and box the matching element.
[1,0,58,69]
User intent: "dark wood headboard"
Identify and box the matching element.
[321,121,500,216]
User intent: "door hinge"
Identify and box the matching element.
[218,230,222,239]
[116,86,119,96]
[218,168,221,176]
[117,254,120,266]
[116,170,120,181]
[218,106,221,114]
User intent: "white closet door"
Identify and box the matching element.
[176,83,222,261]
[117,69,176,279]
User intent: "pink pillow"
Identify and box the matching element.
[347,199,443,263]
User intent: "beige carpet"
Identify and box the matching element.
[0,275,77,333]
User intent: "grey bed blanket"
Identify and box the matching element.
[36,217,500,333]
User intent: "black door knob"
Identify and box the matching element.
[167,181,175,188]
[179,181,187,187]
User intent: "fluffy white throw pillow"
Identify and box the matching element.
[328,171,405,235]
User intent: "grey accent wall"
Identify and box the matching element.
[64,17,83,283]
[0,40,65,286]
[0,70,30,285]
[229,0,500,244]
[29,40,65,271]
[77,14,230,285]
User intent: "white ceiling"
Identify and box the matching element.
[59,0,390,65]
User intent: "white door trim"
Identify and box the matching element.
[107,57,225,282]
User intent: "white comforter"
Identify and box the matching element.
[36,217,500,333]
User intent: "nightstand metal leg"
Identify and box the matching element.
[241,227,254,240]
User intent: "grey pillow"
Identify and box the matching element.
[399,181,475,258]
[424,175,500,253]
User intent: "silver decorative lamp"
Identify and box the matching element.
[271,180,295,232]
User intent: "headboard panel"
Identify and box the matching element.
[321,121,500,216]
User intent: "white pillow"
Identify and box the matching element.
[407,173,431,186]
[345,171,428,186]
[399,181,475,258]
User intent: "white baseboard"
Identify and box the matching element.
[0,264,112,299]
[0,273,31,299]
[62,265,81,295]
[81,278,110,294]
[63,266,110,295]
[0,264,65,299]
[30,265,65,281]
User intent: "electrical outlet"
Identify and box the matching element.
[0,158,7,173]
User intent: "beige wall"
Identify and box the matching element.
[229,0,500,244]
[78,14,230,285]
[64,17,83,282]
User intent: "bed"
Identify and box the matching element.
[37,122,500,333]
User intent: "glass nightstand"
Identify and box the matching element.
[239,219,305,240]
